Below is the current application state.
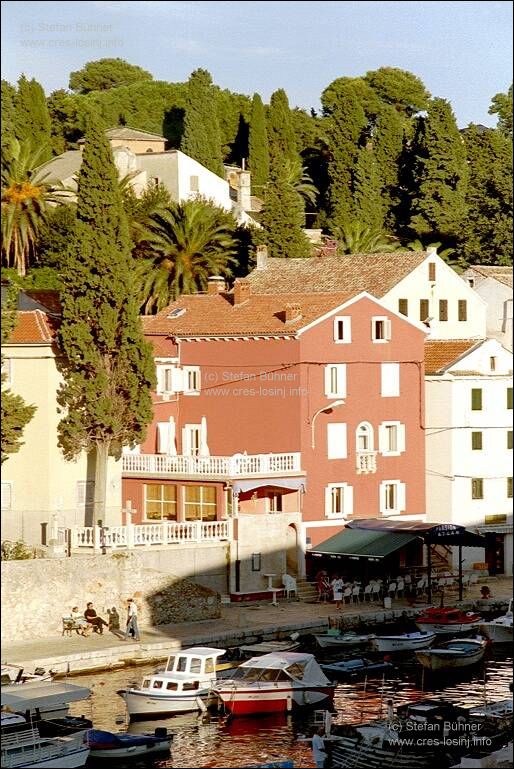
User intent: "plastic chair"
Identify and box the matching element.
[282,574,297,599]
[396,579,405,597]
[416,578,426,597]
[371,583,381,601]
[343,586,352,604]
[388,582,397,599]
[351,585,361,603]
[363,585,372,602]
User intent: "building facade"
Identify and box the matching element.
[462,265,513,351]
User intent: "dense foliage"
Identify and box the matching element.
[69,58,153,94]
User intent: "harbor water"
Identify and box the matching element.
[68,646,513,768]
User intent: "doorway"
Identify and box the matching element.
[286,524,298,576]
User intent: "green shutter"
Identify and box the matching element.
[398,299,408,317]
[471,389,482,410]
[508,431,513,450]
[508,388,513,410]
[419,299,429,321]
[471,478,483,499]
[471,432,483,450]
[458,300,467,321]
[508,478,513,499]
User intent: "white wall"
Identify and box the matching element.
[469,277,512,351]
[385,254,487,340]
[175,151,232,211]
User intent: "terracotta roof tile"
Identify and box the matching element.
[467,265,513,288]
[247,252,427,296]
[424,339,483,375]
[7,310,59,345]
[142,291,355,338]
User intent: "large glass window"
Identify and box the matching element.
[145,484,177,520]
[185,485,217,521]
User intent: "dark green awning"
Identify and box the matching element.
[311,528,420,559]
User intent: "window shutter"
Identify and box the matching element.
[428,263,436,282]
[439,299,448,321]
[384,318,392,340]
[171,367,184,393]
[379,482,386,515]
[1,482,12,510]
[378,424,387,454]
[508,388,513,410]
[458,300,467,321]
[325,486,332,516]
[398,483,406,512]
[156,366,164,394]
[339,364,347,397]
[398,424,406,453]
[327,423,347,459]
[471,389,482,410]
[324,366,332,396]
[419,299,429,321]
[381,363,399,397]
[398,299,408,317]
[345,485,354,515]
[157,422,170,454]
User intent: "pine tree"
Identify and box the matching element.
[248,93,269,194]
[181,69,224,177]
[459,126,513,265]
[409,98,468,244]
[267,89,298,169]
[323,82,367,232]
[13,75,52,161]
[260,162,310,258]
[1,287,36,464]
[353,146,385,230]
[57,114,156,523]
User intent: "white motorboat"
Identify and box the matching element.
[1,681,92,723]
[212,652,334,716]
[314,631,375,650]
[479,599,513,643]
[118,646,226,718]
[415,638,488,671]
[371,631,436,653]
[1,712,89,768]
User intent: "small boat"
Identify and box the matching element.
[415,607,482,634]
[479,599,513,643]
[86,727,172,759]
[1,666,53,687]
[213,652,334,716]
[371,631,436,653]
[118,646,226,718]
[320,658,396,679]
[415,637,487,671]
[1,681,92,723]
[1,711,90,768]
[314,631,375,650]
[239,640,300,657]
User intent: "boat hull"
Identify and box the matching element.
[479,623,512,643]
[331,737,436,768]
[372,633,436,652]
[7,746,90,768]
[415,648,486,670]
[120,688,213,717]
[314,634,372,649]
[88,740,171,759]
[415,621,481,634]
[215,685,333,716]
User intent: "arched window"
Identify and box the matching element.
[356,422,374,452]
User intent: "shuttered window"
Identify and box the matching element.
[471,432,483,450]
[398,299,408,317]
[471,478,484,500]
[508,431,513,450]
[327,423,347,459]
[458,300,467,321]
[508,478,513,499]
[471,389,482,411]
[419,299,429,321]
[439,299,448,321]
[428,262,436,281]
[508,388,513,410]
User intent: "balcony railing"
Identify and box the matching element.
[356,450,377,474]
[122,452,302,478]
[69,519,233,550]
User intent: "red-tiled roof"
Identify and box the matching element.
[246,252,427,296]
[467,265,513,288]
[6,310,59,344]
[142,291,355,338]
[424,339,483,375]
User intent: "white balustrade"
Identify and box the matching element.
[122,452,301,477]
[70,518,233,550]
[356,450,378,474]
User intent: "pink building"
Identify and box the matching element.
[122,279,427,583]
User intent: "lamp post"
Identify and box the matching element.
[310,399,345,449]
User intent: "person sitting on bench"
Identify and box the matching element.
[71,607,90,636]
[84,602,109,634]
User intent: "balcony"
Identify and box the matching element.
[122,452,302,479]
[70,520,233,551]
[356,450,377,474]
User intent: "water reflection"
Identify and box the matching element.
[71,648,512,768]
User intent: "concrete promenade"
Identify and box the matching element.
[2,578,511,676]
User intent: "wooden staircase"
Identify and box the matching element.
[296,578,319,603]
[430,544,453,571]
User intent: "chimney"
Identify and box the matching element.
[256,245,268,271]
[285,302,302,322]
[426,246,438,257]
[207,276,226,295]
[233,278,251,306]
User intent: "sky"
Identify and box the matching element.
[1,0,512,127]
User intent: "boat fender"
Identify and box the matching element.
[287,695,293,711]
[154,727,168,739]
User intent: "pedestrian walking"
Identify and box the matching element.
[124,598,140,641]
[311,726,327,768]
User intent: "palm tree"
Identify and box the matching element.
[136,197,238,313]
[335,220,400,254]
[1,138,66,276]
[284,157,318,206]
[407,238,455,261]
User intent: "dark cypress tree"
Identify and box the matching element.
[460,126,513,265]
[181,69,224,177]
[353,146,385,230]
[373,106,404,228]
[267,89,298,169]
[248,93,270,194]
[57,114,155,523]
[260,162,310,258]
[1,80,16,145]
[409,98,468,243]
[13,75,52,160]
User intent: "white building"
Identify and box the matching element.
[425,337,513,575]
[462,265,513,351]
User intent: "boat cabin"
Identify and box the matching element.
[140,647,226,695]
[228,652,330,685]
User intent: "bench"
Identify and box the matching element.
[62,617,86,637]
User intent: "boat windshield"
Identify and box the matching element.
[285,663,306,680]
[240,667,291,682]
[165,656,176,672]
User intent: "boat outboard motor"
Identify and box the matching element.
[154,727,169,739]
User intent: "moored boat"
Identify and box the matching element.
[1,712,90,768]
[314,631,375,650]
[118,646,226,718]
[86,727,172,759]
[1,681,92,723]
[415,637,487,671]
[1,666,54,687]
[239,640,300,657]
[213,652,333,716]
[371,631,436,653]
[415,607,482,634]
[320,657,396,679]
[479,599,513,643]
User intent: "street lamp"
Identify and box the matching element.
[311,399,345,449]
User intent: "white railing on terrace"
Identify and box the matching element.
[69,519,233,550]
[356,450,377,474]
[122,452,302,477]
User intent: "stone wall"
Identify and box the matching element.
[1,546,224,642]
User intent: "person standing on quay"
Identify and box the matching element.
[124,598,140,641]
[311,726,327,768]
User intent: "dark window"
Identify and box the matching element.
[439,299,448,321]
[419,299,429,321]
[398,299,408,317]
[458,300,467,321]
[508,478,513,499]
[471,478,484,500]
[508,431,513,450]
[428,263,436,282]
[490,357,496,372]
[508,388,513,410]
[471,432,483,450]
[471,389,482,411]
